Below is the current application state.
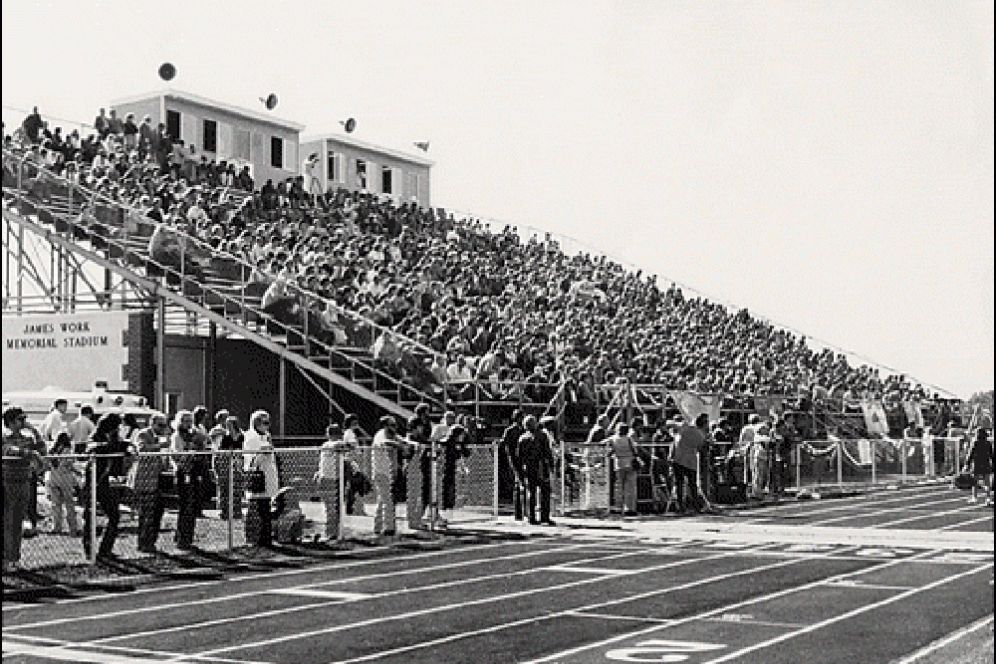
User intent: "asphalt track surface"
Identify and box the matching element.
[3,482,992,664]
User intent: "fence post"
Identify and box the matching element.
[337,449,345,542]
[836,439,844,488]
[89,455,98,566]
[871,439,877,486]
[901,438,908,484]
[492,440,499,519]
[227,450,234,551]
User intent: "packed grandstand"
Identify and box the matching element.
[2,106,966,437]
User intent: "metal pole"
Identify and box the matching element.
[871,439,877,486]
[337,449,345,541]
[836,439,844,488]
[89,455,98,565]
[279,358,287,438]
[227,450,234,551]
[492,440,499,519]
[156,296,166,411]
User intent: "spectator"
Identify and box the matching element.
[500,409,526,520]
[210,413,245,521]
[517,414,555,526]
[22,107,44,143]
[170,409,210,550]
[671,414,710,513]
[3,407,45,572]
[66,405,96,449]
[371,415,409,536]
[608,422,642,516]
[962,428,993,506]
[315,423,351,541]
[38,398,68,442]
[81,412,130,560]
[244,409,279,547]
[129,412,171,553]
[44,432,80,536]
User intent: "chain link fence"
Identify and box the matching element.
[3,443,499,573]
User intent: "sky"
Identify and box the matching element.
[2,0,993,399]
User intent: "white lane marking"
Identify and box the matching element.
[92,546,679,648]
[170,544,781,662]
[545,565,640,576]
[805,495,973,526]
[698,562,994,663]
[0,537,563,617]
[327,545,803,664]
[1,634,272,664]
[2,540,589,630]
[523,547,931,663]
[892,614,996,664]
[267,589,371,601]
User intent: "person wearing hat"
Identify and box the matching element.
[3,407,45,571]
[517,415,556,526]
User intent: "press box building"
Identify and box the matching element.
[299,133,434,206]
[110,89,305,188]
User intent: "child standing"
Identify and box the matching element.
[45,433,80,536]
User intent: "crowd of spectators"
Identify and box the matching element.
[4,107,947,417]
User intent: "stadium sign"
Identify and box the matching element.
[2,311,131,393]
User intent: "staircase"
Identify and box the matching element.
[2,149,444,427]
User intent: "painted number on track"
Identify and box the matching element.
[605,639,726,662]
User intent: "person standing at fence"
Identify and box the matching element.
[406,404,432,529]
[81,412,130,560]
[210,413,245,520]
[608,422,642,516]
[129,412,170,553]
[3,407,45,572]
[44,433,80,536]
[671,414,710,514]
[517,415,556,526]
[439,424,472,519]
[500,410,526,520]
[315,424,350,540]
[67,405,96,449]
[372,416,409,536]
[170,410,210,551]
[244,410,279,548]
[749,423,772,500]
[962,428,993,506]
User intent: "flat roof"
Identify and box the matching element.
[301,132,435,167]
[110,88,306,133]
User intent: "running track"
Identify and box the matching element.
[3,482,992,664]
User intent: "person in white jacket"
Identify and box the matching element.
[243,409,279,547]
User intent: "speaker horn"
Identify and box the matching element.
[260,93,278,110]
[340,118,356,133]
[413,141,430,152]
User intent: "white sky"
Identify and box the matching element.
[3,0,993,399]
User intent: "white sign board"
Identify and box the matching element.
[2,311,131,392]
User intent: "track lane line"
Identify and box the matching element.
[1,536,567,617]
[892,614,995,664]
[3,539,595,631]
[523,547,931,663]
[87,545,680,647]
[165,543,784,661]
[697,561,994,663]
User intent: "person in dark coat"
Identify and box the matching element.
[516,415,556,526]
[962,427,993,506]
[439,424,471,512]
[81,413,131,560]
[500,410,525,520]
